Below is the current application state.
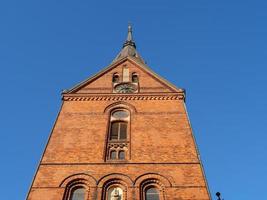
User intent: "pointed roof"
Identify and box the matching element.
[113,25,145,64]
[63,25,185,97]
[65,56,184,95]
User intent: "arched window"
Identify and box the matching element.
[106,109,130,161]
[118,151,125,160]
[110,150,117,160]
[109,110,129,141]
[70,187,85,200]
[145,187,160,200]
[113,73,120,83]
[132,73,139,83]
[107,186,123,200]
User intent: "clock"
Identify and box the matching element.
[114,83,137,93]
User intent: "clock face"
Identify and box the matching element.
[114,83,137,93]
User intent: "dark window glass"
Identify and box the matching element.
[132,74,139,83]
[145,187,160,200]
[110,122,127,140]
[113,74,119,83]
[110,122,119,140]
[110,151,117,159]
[120,123,127,140]
[118,151,125,160]
[71,188,85,200]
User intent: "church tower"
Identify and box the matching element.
[27,26,211,200]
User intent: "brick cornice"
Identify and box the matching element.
[62,93,185,101]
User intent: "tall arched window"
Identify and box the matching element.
[145,187,160,200]
[106,109,130,161]
[70,187,85,200]
[109,110,129,141]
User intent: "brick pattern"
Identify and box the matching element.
[27,58,211,200]
[75,60,174,94]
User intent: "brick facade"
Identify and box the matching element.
[27,32,211,200]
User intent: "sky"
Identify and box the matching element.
[0,1,266,199]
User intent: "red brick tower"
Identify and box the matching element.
[27,25,211,200]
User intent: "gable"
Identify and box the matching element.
[65,57,182,94]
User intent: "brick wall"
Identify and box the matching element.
[27,58,210,200]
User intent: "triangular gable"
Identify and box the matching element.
[64,57,183,94]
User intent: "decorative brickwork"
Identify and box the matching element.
[27,27,211,199]
[63,94,184,101]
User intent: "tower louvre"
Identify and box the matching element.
[27,26,211,200]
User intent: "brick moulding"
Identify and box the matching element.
[62,94,184,101]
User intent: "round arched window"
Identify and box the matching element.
[132,73,139,83]
[118,151,125,160]
[113,74,120,83]
[110,150,117,160]
[107,109,130,161]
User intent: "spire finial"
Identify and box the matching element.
[123,23,136,48]
[127,23,133,41]
[112,24,145,63]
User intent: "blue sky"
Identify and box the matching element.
[0,1,266,199]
